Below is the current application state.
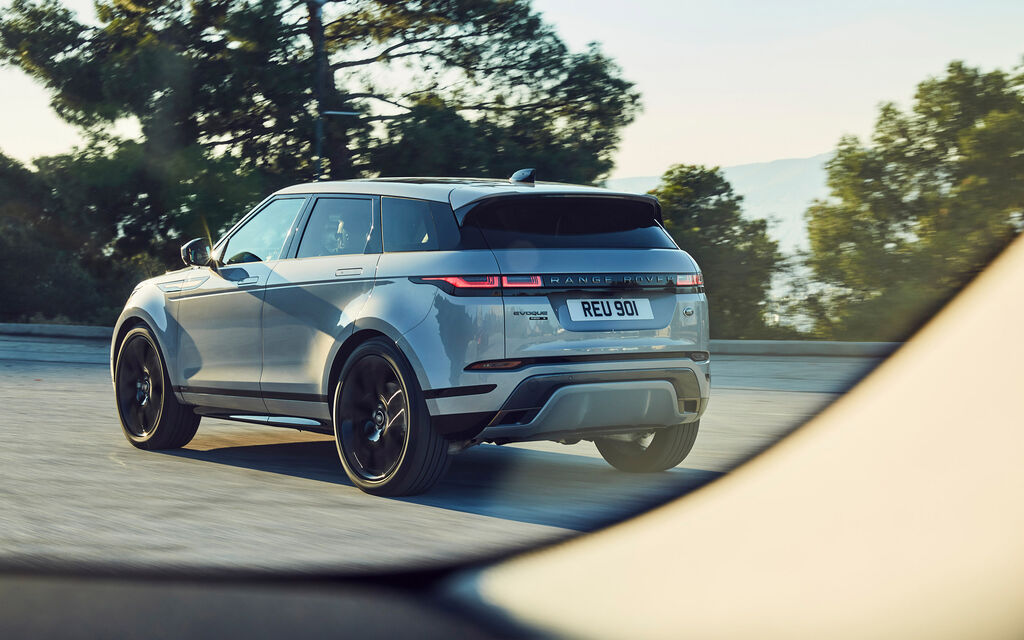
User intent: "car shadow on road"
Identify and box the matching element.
[160,438,721,531]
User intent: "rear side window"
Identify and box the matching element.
[381,197,467,252]
[296,197,374,258]
[382,197,439,252]
[461,196,675,250]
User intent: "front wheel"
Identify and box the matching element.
[114,326,199,449]
[595,421,700,472]
[332,338,451,496]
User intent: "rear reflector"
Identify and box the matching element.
[422,276,500,288]
[501,275,542,287]
[467,360,524,370]
[677,273,704,287]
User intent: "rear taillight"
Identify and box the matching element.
[501,275,542,288]
[420,275,544,290]
[677,273,704,287]
[422,276,500,289]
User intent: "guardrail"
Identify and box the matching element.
[710,340,900,357]
[0,323,113,340]
[0,323,901,357]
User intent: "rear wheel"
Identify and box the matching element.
[114,326,199,449]
[333,338,451,496]
[595,421,700,472]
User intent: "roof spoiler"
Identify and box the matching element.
[453,192,662,226]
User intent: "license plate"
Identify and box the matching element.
[566,298,654,322]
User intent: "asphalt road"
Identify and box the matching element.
[0,335,881,573]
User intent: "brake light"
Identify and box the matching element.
[677,273,704,287]
[422,276,500,288]
[501,275,542,287]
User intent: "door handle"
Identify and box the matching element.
[335,267,363,278]
[235,276,259,286]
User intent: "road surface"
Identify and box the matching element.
[0,335,880,573]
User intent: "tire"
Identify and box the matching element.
[114,326,200,450]
[332,337,451,496]
[595,421,700,473]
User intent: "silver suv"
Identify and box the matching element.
[111,172,710,495]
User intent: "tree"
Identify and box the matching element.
[650,165,784,339]
[803,61,1024,340]
[1,0,638,262]
[0,151,164,323]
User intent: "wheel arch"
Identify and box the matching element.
[112,316,148,360]
[111,300,181,390]
[325,328,391,401]
[324,319,433,403]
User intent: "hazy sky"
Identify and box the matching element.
[1,0,1022,179]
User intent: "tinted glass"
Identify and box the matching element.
[382,197,439,252]
[296,197,374,258]
[429,201,467,249]
[464,196,675,250]
[222,198,305,264]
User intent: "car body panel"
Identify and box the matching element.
[395,290,505,409]
[111,276,185,387]
[375,249,505,392]
[260,254,380,409]
[489,248,706,360]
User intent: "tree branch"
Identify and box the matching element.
[328,33,466,70]
[342,93,412,111]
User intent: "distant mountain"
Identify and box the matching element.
[606,152,831,254]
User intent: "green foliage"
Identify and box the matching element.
[0,0,641,324]
[0,152,168,324]
[804,61,1024,340]
[0,0,638,182]
[650,165,784,339]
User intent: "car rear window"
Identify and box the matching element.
[461,196,675,250]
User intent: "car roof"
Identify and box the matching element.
[273,178,657,211]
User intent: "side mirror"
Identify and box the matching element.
[180,238,213,267]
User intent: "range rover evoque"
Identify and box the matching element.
[111,170,710,496]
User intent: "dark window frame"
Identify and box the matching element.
[285,194,382,260]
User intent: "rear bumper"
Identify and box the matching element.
[432,366,708,444]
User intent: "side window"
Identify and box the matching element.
[222,198,305,265]
[296,197,375,259]
[382,197,439,252]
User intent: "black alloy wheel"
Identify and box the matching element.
[116,333,164,439]
[336,354,410,481]
[114,326,200,449]
[333,338,451,496]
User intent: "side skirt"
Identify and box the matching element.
[191,407,334,435]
